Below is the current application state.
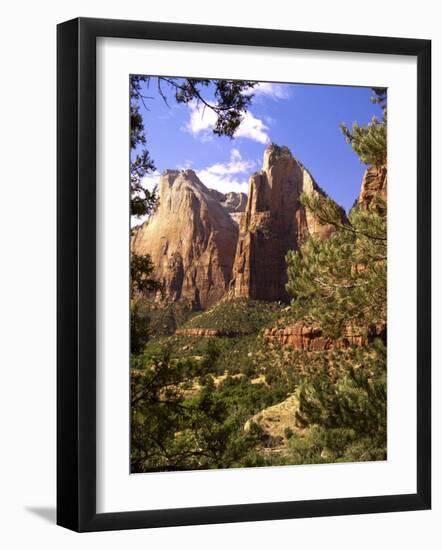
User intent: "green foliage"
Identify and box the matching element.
[289,342,387,463]
[340,117,386,166]
[130,253,163,299]
[130,150,158,219]
[152,77,256,138]
[370,87,387,114]
[286,193,387,337]
[130,301,150,355]
[183,299,283,335]
[131,349,270,472]
[130,85,389,472]
[281,89,388,464]
[130,76,158,219]
[130,254,163,354]
[146,300,193,337]
[340,87,387,166]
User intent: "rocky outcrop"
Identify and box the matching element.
[206,189,247,224]
[175,327,234,337]
[229,144,345,302]
[358,164,387,209]
[131,170,239,310]
[244,394,302,451]
[264,321,386,351]
[132,145,349,310]
[220,191,247,224]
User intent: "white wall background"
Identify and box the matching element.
[0,1,439,547]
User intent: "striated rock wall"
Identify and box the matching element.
[131,170,239,310]
[132,145,353,310]
[264,321,386,351]
[358,164,387,209]
[229,144,345,302]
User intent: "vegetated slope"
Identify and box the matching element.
[177,298,284,336]
[131,107,388,471]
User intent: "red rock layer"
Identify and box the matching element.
[229,144,345,302]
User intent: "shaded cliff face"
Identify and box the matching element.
[358,164,387,209]
[220,191,248,224]
[206,189,247,224]
[230,144,342,302]
[131,170,239,310]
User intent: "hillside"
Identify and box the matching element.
[130,140,387,473]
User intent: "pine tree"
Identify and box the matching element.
[340,88,387,167]
[286,193,387,338]
[286,86,387,336]
[289,340,387,463]
[283,88,388,464]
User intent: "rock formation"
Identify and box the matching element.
[262,158,388,351]
[264,321,386,351]
[220,191,248,224]
[131,170,239,310]
[244,393,302,451]
[132,145,350,310]
[357,164,387,209]
[229,144,345,302]
[206,189,247,224]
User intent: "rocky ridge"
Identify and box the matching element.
[132,144,349,310]
[264,321,386,351]
[229,144,345,302]
[131,169,239,309]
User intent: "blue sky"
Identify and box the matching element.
[133,79,384,212]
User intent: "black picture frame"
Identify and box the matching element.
[57,17,431,532]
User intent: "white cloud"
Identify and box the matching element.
[177,159,194,170]
[196,169,249,195]
[205,148,255,176]
[140,170,161,194]
[133,150,255,222]
[184,102,217,141]
[231,148,242,162]
[184,101,270,144]
[253,82,292,100]
[131,170,161,228]
[196,149,254,194]
[234,111,270,144]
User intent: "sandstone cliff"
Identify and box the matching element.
[220,191,248,224]
[229,144,344,302]
[131,170,239,309]
[205,189,247,224]
[264,321,386,351]
[357,164,387,209]
[261,158,388,351]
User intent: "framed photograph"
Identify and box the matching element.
[57,17,431,532]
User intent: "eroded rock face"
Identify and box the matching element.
[264,321,386,351]
[229,144,344,302]
[358,164,387,209]
[131,170,239,310]
[207,189,247,224]
[244,393,302,450]
[220,191,248,221]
